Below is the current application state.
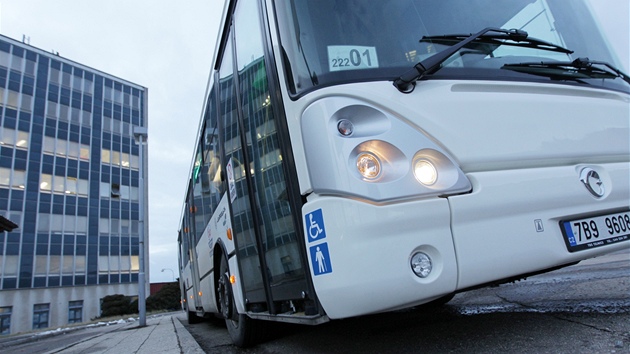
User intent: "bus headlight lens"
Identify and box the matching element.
[410,252,432,278]
[357,152,381,180]
[413,159,437,186]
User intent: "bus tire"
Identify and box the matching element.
[218,254,261,347]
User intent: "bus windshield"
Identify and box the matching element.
[274,0,626,95]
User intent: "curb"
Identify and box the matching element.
[173,313,206,354]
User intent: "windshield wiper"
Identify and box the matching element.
[502,57,630,85]
[393,27,573,93]
[420,33,573,55]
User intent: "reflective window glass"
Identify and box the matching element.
[80,145,90,160]
[20,94,32,112]
[112,151,120,166]
[12,170,26,189]
[47,101,58,119]
[65,215,76,232]
[62,255,74,274]
[66,178,77,195]
[10,54,22,71]
[98,256,109,274]
[111,219,120,234]
[0,51,9,67]
[121,153,130,168]
[0,168,10,186]
[68,141,80,159]
[56,139,67,156]
[0,128,16,146]
[131,255,139,272]
[53,175,65,194]
[34,255,48,275]
[6,90,18,109]
[102,150,111,164]
[2,255,19,276]
[121,256,131,271]
[99,218,109,233]
[50,68,60,84]
[78,179,88,196]
[43,136,56,154]
[76,216,88,233]
[75,256,86,274]
[16,131,29,149]
[37,214,50,232]
[100,182,110,198]
[51,215,63,232]
[49,255,61,273]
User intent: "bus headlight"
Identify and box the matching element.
[410,252,432,278]
[356,152,381,180]
[413,159,437,186]
[301,98,472,201]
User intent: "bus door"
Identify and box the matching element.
[218,0,312,314]
[185,196,203,311]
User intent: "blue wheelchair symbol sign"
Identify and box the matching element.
[306,209,326,242]
[309,242,332,276]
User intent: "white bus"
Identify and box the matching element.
[178,0,630,347]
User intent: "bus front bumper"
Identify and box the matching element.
[302,162,629,319]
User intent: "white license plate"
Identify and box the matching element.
[561,211,630,252]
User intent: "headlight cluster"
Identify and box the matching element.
[301,98,471,202]
[353,144,457,191]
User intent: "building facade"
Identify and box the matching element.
[0,35,148,335]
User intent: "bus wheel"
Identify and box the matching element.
[217,254,260,347]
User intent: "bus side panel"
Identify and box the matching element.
[181,264,194,309]
[195,213,216,313]
[197,194,239,315]
[302,196,457,319]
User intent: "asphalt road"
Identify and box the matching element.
[185,249,630,353]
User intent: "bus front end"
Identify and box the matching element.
[271,0,630,319]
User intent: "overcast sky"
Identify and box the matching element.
[1,0,628,283]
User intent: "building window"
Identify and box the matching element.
[0,128,29,150]
[43,136,89,161]
[34,255,48,276]
[40,174,88,196]
[32,304,50,330]
[68,301,83,324]
[0,255,19,277]
[62,255,74,275]
[1,168,26,189]
[0,168,10,187]
[0,307,11,335]
[0,51,9,68]
[98,255,109,274]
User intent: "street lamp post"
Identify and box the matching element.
[133,126,148,327]
[161,268,175,282]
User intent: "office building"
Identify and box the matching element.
[0,34,148,334]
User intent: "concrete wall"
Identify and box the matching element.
[1,283,138,335]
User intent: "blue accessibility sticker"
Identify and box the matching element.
[309,242,332,276]
[305,209,326,243]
